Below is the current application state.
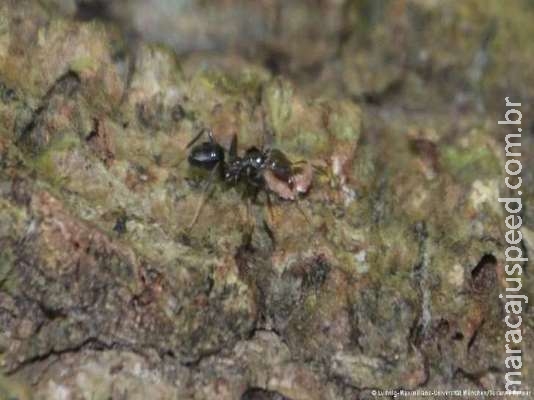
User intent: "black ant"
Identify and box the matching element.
[186,128,309,228]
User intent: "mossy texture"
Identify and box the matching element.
[0,1,533,399]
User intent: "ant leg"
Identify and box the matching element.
[292,160,325,174]
[176,128,216,170]
[187,162,219,229]
[247,197,254,232]
[311,163,329,177]
[239,195,254,237]
[229,134,237,161]
[239,186,257,235]
[207,129,215,142]
[186,127,214,149]
[263,191,277,246]
[294,197,311,225]
[262,217,276,248]
[292,159,324,171]
[260,112,274,151]
[293,160,330,183]
[265,191,275,223]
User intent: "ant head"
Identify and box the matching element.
[244,147,267,169]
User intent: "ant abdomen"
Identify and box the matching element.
[188,141,225,170]
[186,128,225,171]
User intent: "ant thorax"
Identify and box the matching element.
[225,148,268,186]
[224,158,243,184]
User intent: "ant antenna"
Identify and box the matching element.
[186,127,214,149]
[172,128,215,170]
[260,106,274,152]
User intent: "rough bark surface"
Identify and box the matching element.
[0,1,532,399]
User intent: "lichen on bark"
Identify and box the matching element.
[0,1,533,399]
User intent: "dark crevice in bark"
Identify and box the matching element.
[16,70,81,150]
[5,336,111,375]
